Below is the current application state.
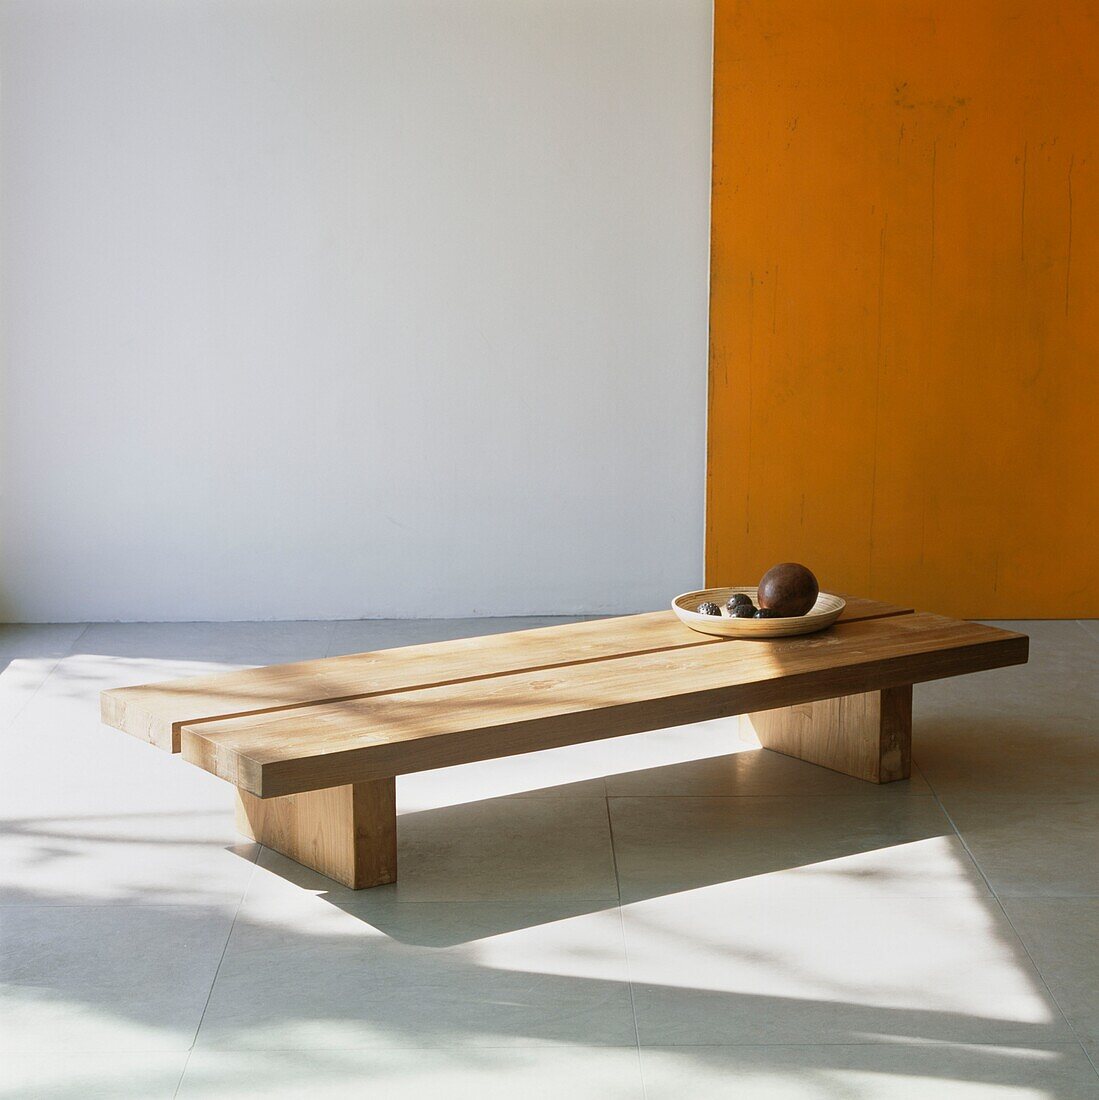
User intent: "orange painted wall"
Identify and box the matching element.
[706,0,1099,617]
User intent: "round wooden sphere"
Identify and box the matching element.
[757,563,820,617]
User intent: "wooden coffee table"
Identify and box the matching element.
[101,599,1027,889]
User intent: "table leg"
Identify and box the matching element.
[235,777,397,889]
[740,685,912,783]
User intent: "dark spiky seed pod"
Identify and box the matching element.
[696,601,722,616]
[727,592,753,609]
[731,603,756,618]
[754,608,783,618]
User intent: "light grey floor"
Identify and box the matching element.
[2,617,1098,1099]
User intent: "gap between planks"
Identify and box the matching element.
[128,603,917,751]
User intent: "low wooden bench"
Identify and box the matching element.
[100,600,1027,889]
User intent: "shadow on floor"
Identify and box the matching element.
[3,743,1093,1097]
[246,752,959,945]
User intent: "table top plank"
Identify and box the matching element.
[181,612,1026,798]
[101,597,912,752]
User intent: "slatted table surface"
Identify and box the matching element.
[102,598,912,753]
[102,600,1027,798]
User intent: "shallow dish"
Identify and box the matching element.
[671,587,846,639]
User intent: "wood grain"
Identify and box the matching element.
[101,599,912,752]
[235,778,396,889]
[742,685,912,783]
[183,613,1026,798]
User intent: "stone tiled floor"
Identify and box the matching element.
[1,617,1097,1098]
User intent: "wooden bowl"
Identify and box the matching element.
[671,587,846,639]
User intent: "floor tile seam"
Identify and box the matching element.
[181,1043,648,1053]
[16,1038,1088,1055]
[987,893,1099,900]
[239,896,625,910]
[616,913,652,1100]
[1081,1039,1099,1080]
[320,621,340,659]
[616,892,1001,904]
[1,1045,197,1056]
[601,792,941,799]
[635,1042,649,1100]
[611,891,644,1044]
[928,801,1099,814]
[0,901,268,910]
[925,772,1086,1045]
[394,795,613,814]
[602,793,623,906]
[61,622,93,655]
[920,773,1027,900]
[243,891,1033,907]
[0,902,250,912]
[182,851,260,1079]
[628,1036,1086,1047]
[602,784,646,1088]
[606,789,663,1100]
[994,900,1094,1051]
[633,1040,1091,1050]
[187,1040,651,1055]
[171,1049,193,1100]
[0,623,90,734]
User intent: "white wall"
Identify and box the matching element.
[1,0,712,621]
